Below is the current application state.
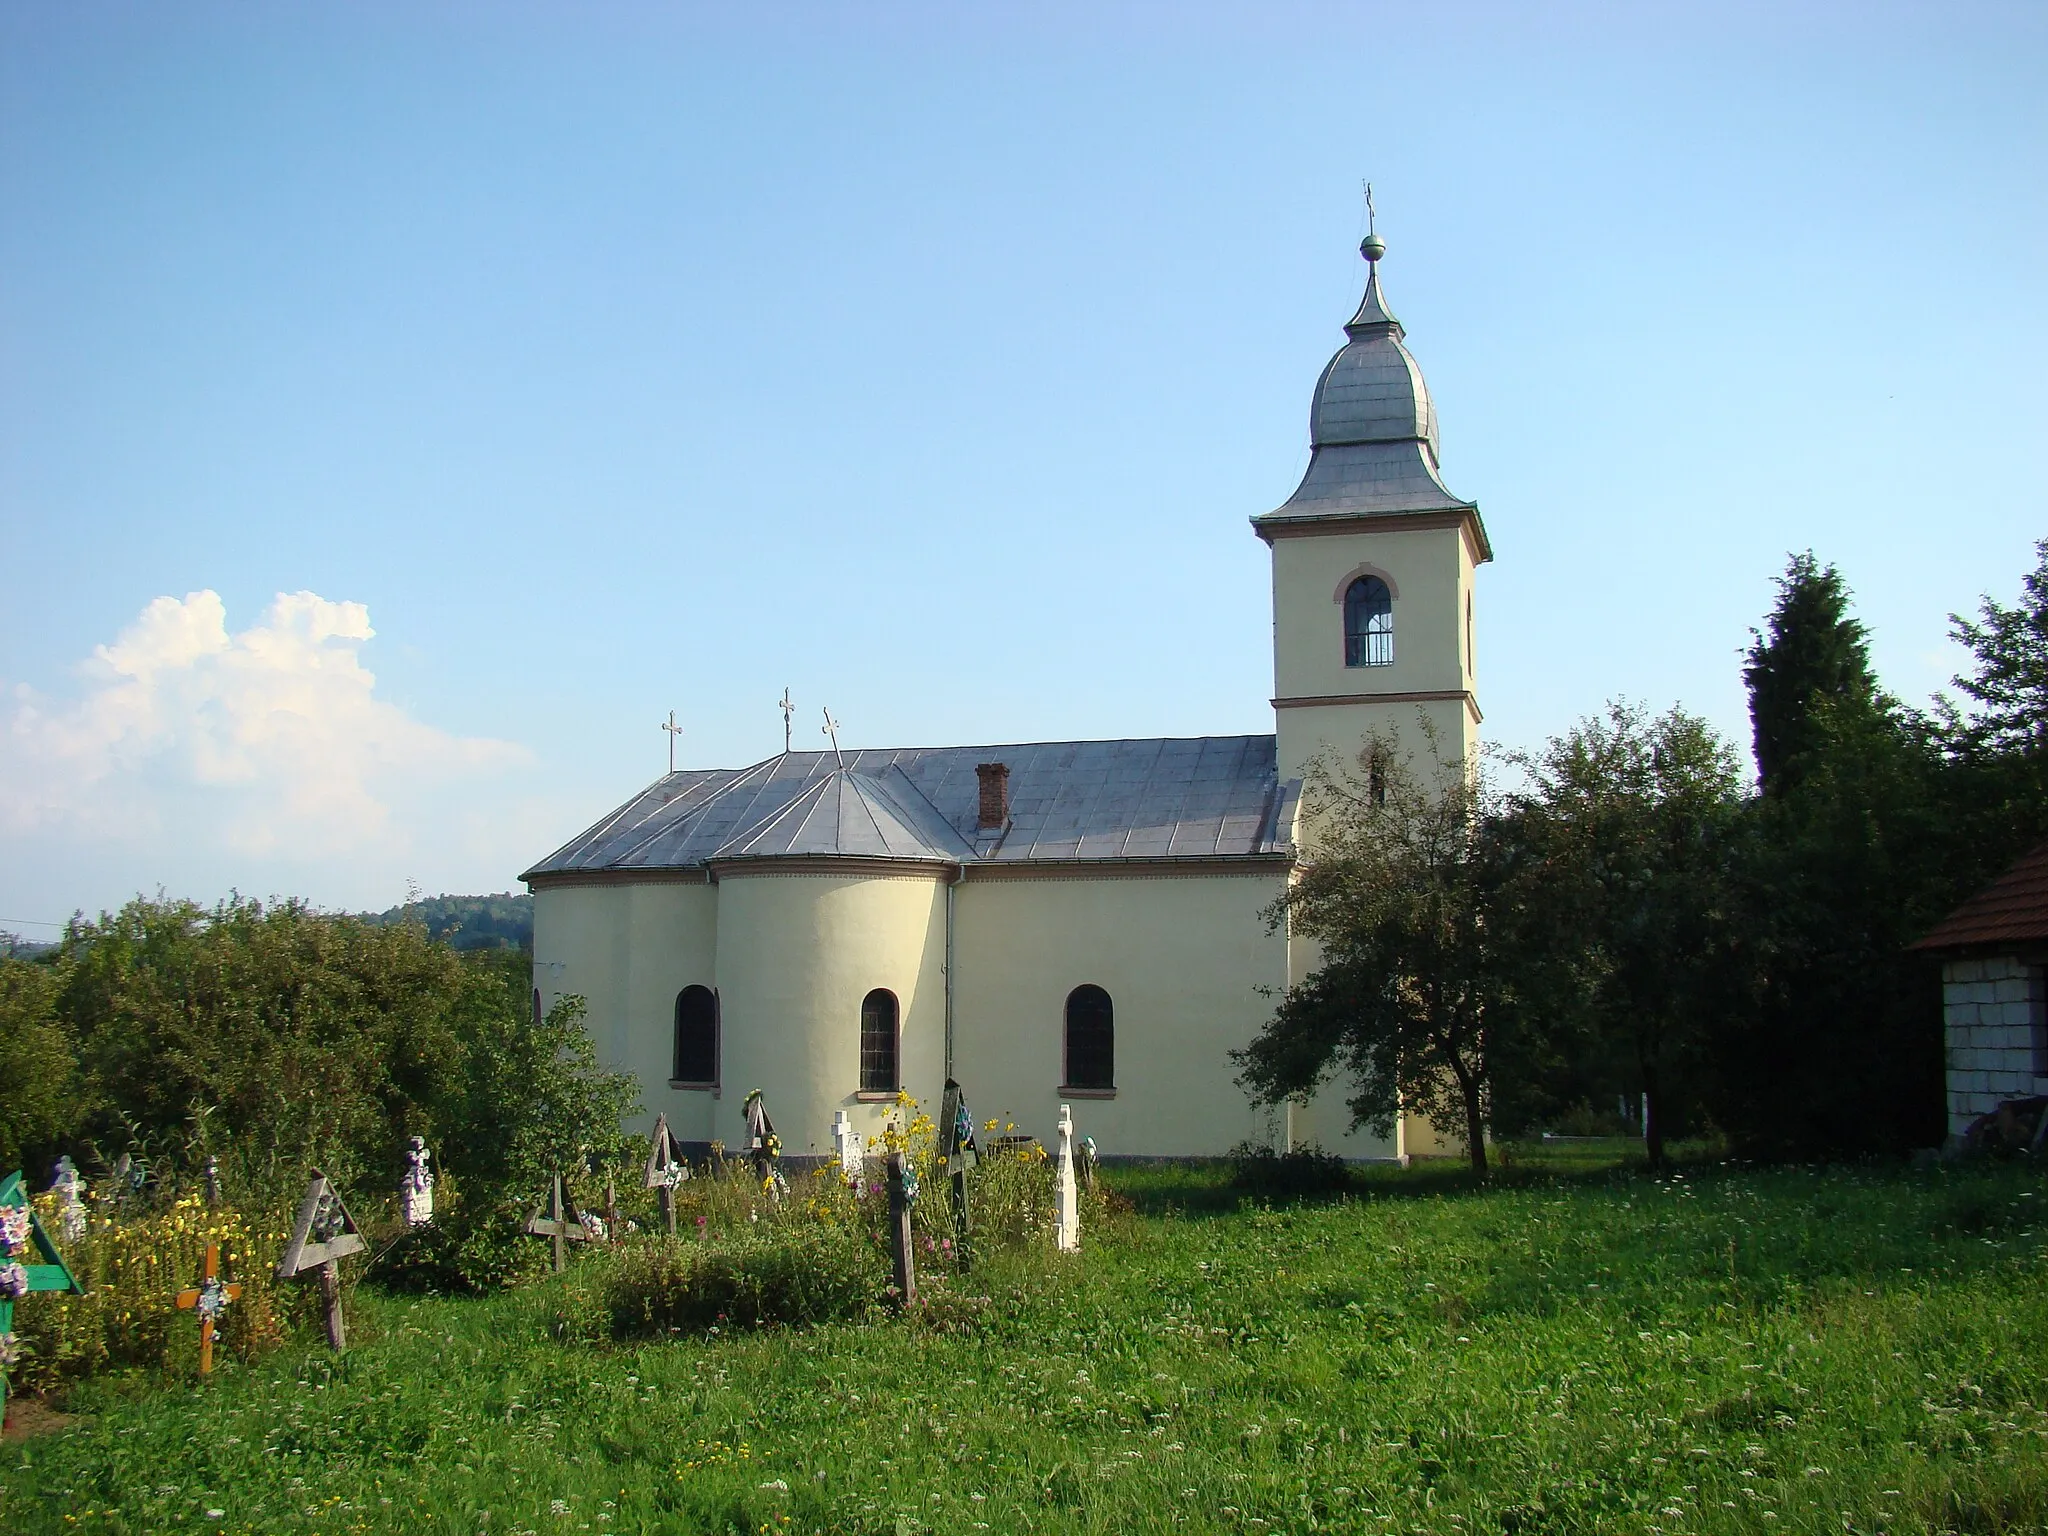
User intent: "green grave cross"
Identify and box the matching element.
[0,1169,85,1423]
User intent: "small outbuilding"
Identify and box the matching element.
[1913,838,2048,1144]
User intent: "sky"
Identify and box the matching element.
[2,1,2043,931]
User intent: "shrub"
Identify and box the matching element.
[1227,1141,1353,1201]
[368,1197,549,1295]
[10,1192,294,1393]
[605,1225,885,1336]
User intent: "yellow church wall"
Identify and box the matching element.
[949,870,1290,1157]
[1268,519,1479,782]
[533,880,721,1144]
[711,868,949,1159]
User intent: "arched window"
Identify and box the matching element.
[859,989,899,1094]
[673,985,718,1086]
[1344,576,1394,667]
[1063,985,1115,1091]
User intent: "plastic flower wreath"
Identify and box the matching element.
[195,1274,234,1321]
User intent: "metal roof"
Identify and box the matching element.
[524,735,1297,878]
[1259,243,1483,527]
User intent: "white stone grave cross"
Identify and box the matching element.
[1055,1104,1080,1253]
[832,1110,863,1184]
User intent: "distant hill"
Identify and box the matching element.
[366,891,532,951]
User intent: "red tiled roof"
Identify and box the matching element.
[1914,838,2048,953]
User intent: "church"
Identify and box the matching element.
[523,227,1493,1162]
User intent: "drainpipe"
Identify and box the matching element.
[944,863,966,1081]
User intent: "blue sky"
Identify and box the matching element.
[2,1,2043,927]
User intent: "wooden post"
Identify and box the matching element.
[551,1177,565,1272]
[886,1151,916,1309]
[318,1261,345,1350]
[175,1242,243,1375]
[950,1168,971,1275]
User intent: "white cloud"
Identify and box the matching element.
[1,590,530,860]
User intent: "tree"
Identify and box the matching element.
[1504,703,1747,1168]
[1944,538,2048,758]
[1236,723,1506,1174]
[0,958,82,1175]
[1743,552,1880,795]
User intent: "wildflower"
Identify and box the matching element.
[0,1262,27,1298]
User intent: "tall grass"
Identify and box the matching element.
[4,1153,2042,1536]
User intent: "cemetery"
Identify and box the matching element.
[0,1107,2044,1534]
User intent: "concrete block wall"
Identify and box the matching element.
[1944,956,2048,1137]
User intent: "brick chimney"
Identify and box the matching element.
[975,762,1010,831]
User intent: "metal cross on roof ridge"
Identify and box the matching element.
[779,688,794,754]
[820,706,844,767]
[661,710,684,774]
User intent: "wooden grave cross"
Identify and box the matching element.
[643,1115,684,1236]
[525,1173,592,1273]
[275,1171,366,1352]
[886,1150,918,1309]
[175,1242,242,1375]
[0,1169,85,1423]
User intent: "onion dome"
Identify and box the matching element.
[1260,233,1482,529]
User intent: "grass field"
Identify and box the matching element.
[4,1146,2045,1536]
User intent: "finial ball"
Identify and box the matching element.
[1360,233,1386,263]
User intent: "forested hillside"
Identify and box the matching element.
[365,891,532,951]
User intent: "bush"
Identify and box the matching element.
[10,1192,295,1393]
[368,1197,549,1295]
[605,1225,885,1336]
[1227,1141,1353,1201]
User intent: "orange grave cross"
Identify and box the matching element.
[175,1242,241,1376]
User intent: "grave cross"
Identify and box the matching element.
[0,1169,85,1422]
[886,1150,917,1309]
[275,1170,367,1351]
[644,1115,685,1236]
[939,1078,978,1274]
[661,710,684,774]
[175,1242,242,1376]
[525,1173,591,1274]
[1054,1104,1080,1253]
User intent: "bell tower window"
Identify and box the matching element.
[1344,576,1394,667]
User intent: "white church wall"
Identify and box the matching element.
[533,878,721,1145]
[712,868,948,1159]
[951,869,1289,1157]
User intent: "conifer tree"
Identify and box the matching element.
[1743,552,1879,793]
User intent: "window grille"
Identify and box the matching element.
[860,989,899,1093]
[1345,576,1394,667]
[1064,985,1115,1089]
[673,985,719,1085]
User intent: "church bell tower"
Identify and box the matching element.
[1255,225,1491,786]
